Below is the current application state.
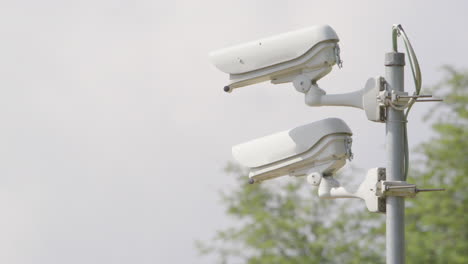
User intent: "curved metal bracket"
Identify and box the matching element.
[309,168,386,213]
[297,76,386,122]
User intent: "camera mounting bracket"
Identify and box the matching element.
[294,76,386,122]
[307,167,387,213]
[307,167,445,213]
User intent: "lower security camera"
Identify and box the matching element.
[232,118,353,183]
[209,24,341,92]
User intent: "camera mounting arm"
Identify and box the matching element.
[305,85,365,109]
[295,74,442,123]
[307,167,445,213]
[307,168,386,213]
[293,74,386,122]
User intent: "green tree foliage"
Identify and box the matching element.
[196,164,384,264]
[198,67,467,263]
[405,66,468,264]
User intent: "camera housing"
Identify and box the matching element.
[210,24,340,92]
[232,118,353,183]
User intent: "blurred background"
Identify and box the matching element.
[0,1,467,263]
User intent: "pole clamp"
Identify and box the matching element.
[377,90,443,111]
[376,180,445,198]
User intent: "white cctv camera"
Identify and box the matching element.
[232,118,353,184]
[232,117,384,213]
[210,25,386,122]
[210,24,341,92]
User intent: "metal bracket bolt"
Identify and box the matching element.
[377,90,443,109]
[376,180,445,198]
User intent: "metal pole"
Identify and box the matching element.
[385,52,406,264]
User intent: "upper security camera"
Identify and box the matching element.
[210,24,341,92]
[232,118,353,184]
[210,25,386,122]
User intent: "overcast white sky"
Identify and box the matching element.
[0,1,467,263]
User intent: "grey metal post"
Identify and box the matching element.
[385,52,406,264]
